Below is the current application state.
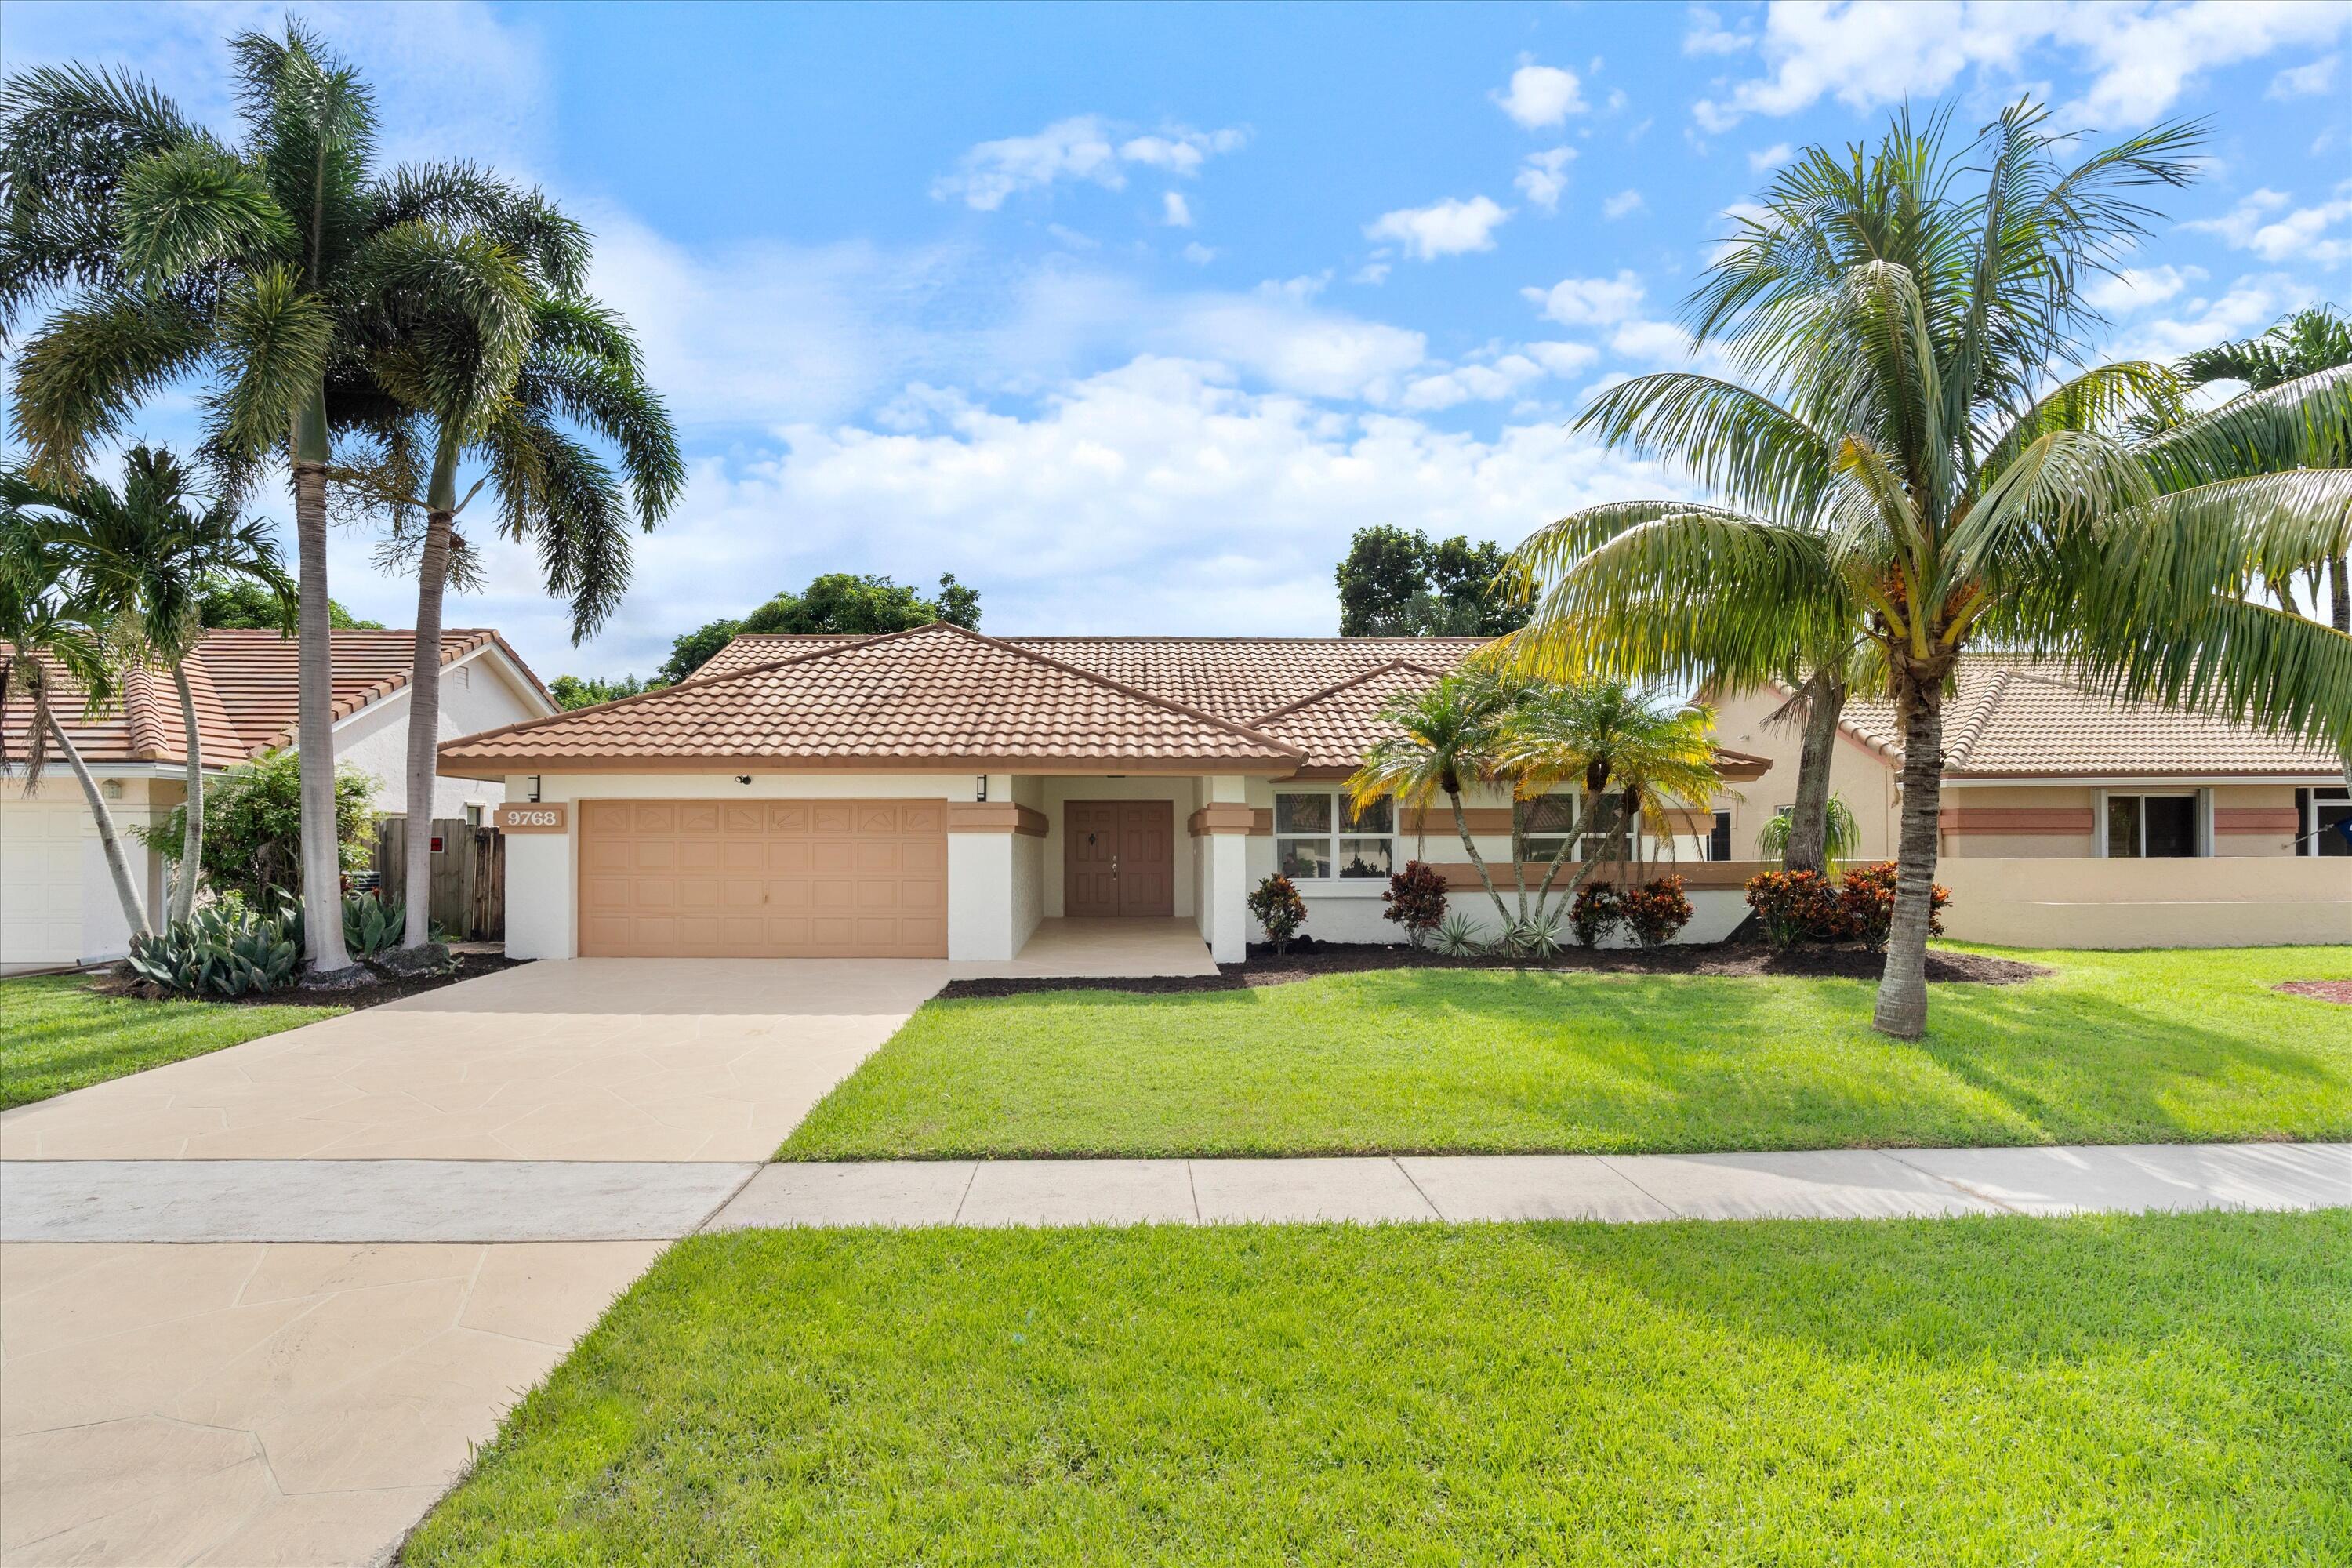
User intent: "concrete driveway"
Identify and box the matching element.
[1,958,941,1566]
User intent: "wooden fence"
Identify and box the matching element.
[369,818,505,940]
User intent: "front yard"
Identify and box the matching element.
[404,1210,2350,1566]
[782,946,2352,1159]
[0,975,347,1109]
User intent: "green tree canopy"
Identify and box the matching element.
[198,580,381,630]
[549,672,651,710]
[1337,526,1527,637]
[656,572,981,684]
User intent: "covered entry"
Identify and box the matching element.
[1063,800,1174,916]
[579,799,947,957]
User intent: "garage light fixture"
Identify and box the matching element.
[975,775,988,802]
[736,775,753,786]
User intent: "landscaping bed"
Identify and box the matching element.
[402,1211,2352,1567]
[938,938,2043,1000]
[88,949,528,1011]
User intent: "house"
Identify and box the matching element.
[437,622,1772,967]
[1703,664,2352,947]
[1,628,554,973]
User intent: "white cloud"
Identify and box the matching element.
[2269,53,2339,98]
[1182,241,1219,266]
[2184,187,2352,267]
[1400,354,1548,411]
[1365,195,1513,260]
[1523,340,1602,377]
[1163,283,1427,401]
[932,117,1246,210]
[1692,1,2352,132]
[2083,264,2205,314]
[1683,4,1754,56]
[2100,275,2316,363]
[1602,189,1646,220]
[1608,319,1697,362]
[1352,260,1393,286]
[1747,142,1794,173]
[1515,147,1577,212]
[1494,61,1588,129]
[1163,191,1195,227]
[1523,270,1647,326]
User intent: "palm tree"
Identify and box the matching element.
[5,26,557,973]
[1348,670,1523,929]
[1512,102,2352,1037]
[0,520,151,939]
[1494,680,1722,902]
[3,447,293,921]
[2179,304,2352,630]
[1755,793,1862,873]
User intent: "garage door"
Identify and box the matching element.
[2,799,87,971]
[579,800,947,958]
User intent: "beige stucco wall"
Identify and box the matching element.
[1703,684,1899,860]
[1936,783,2095,859]
[2211,783,2302,858]
[1937,856,2352,947]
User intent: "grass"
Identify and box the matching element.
[782,946,2352,1160]
[0,975,345,1109]
[404,1212,2352,1566]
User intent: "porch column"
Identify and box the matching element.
[947,802,1046,961]
[1188,787,1254,964]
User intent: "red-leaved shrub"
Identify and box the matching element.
[1743,869,1851,948]
[1247,873,1308,953]
[1382,861,1450,947]
[1570,883,1622,948]
[1621,876,1693,948]
[1838,862,1950,951]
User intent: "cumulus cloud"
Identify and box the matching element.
[1523,270,1648,327]
[2083,264,2206,314]
[1163,191,1195,227]
[1691,1,2351,132]
[1365,195,1513,260]
[1602,189,1646,220]
[931,116,1246,210]
[2184,187,2352,267]
[2099,274,2318,364]
[1182,241,1219,266]
[1515,147,1577,212]
[1683,5,1754,56]
[2269,53,2338,98]
[1747,142,1794,173]
[1494,61,1588,128]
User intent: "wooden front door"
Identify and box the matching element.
[1064,800,1175,917]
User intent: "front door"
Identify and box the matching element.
[1065,800,1175,916]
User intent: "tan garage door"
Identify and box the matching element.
[579,799,947,958]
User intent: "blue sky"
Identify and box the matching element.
[9,1,2352,681]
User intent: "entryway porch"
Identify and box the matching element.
[947,916,1220,979]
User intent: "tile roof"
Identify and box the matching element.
[440,622,1309,777]
[1252,659,1448,777]
[2,629,543,769]
[1838,662,2344,779]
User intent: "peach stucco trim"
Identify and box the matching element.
[1186,803,1256,837]
[1936,808,2096,834]
[2215,808,2300,834]
[948,803,1049,836]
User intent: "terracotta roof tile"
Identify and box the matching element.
[1252,660,1447,776]
[441,622,1308,776]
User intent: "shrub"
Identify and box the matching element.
[343,891,405,957]
[1247,873,1308,953]
[1433,912,1486,957]
[1743,868,1851,948]
[138,749,376,905]
[1503,914,1566,960]
[126,895,302,997]
[1381,861,1450,946]
[1621,876,1693,948]
[1838,862,1950,952]
[1569,883,1622,948]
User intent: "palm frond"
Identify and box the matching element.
[115,140,292,285]
[1572,373,1833,517]
[8,292,209,481]
[209,263,336,458]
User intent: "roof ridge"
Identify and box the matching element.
[1939,665,2018,771]
[1250,658,1444,725]
[231,627,506,752]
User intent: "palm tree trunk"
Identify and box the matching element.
[1784,673,1846,876]
[292,394,354,975]
[1446,789,1515,931]
[1871,673,1945,1040]
[46,710,151,944]
[2332,554,2349,634]
[169,662,204,922]
[401,508,455,947]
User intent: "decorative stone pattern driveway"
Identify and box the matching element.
[0,959,943,1567]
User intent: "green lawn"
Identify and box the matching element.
[405,1212,2350,1566]
[782,946,2352,1160]
[0,975,345,1109]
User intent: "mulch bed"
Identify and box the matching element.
[87,951,530,1011]
[2274,980,2352,1005]
[938,940,2049,999]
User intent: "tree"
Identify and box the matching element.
[5,446,293,921]
[2179,304,2352,630]
[1509,102,2352,1038]
[549,673,652,710]
[198,580,379,629]
[5,26,544,975]
[1337,526,1529,637]
[656,572,982,684]
[1348,670,1523,929]
[140,747,376,907]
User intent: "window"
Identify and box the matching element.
[2311,787,2350,858]
[2105,793,2198,858]
[1276,791,1393,880]
[1522,793,1631,862]
[1708,810,1733,862]
[463,803,484,828]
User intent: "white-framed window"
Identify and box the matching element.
[2102,792,2201,858]
[1275,791,1394,880]
[2308,786,2350,857]
[1522,792,1637,862]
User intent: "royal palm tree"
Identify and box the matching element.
[3,447,293,920]
[5,26,570,972]
[1509,102,2352,1037]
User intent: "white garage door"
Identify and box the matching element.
[2,800,87,971]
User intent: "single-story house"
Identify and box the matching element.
[1703,664,2352,947]
[2,628,554,973]
[437,622,1773,966]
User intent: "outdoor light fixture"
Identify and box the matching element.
[736,775,753,786]
[101,779,122,800]
[975,775,988,801]
[524,775,541,803]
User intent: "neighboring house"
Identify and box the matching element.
[1704,664,2352,947]
[439,623,1770,966]
[1,628,554,973]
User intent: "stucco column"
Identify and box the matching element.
[1188,794,1254,964]
[948,802,1045,961]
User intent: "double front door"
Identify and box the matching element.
[1064,800,1174,917]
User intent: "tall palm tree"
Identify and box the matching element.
[4,447,292,920]
[0,520,150,939]
[2179,304,2352,630]
[1511,102,2352,1037]
[5,26,554,973]
[1348,670,1523,929]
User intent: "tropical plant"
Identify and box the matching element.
[197,580,376,629]
[341,888,404,956]
[1247,873,1307,953]
[3,26,557,974]
[1381,860,1450,947]
[1500,913,1566,960]
[1838,863,1948,953]
[1755,794,1862,874]
[658,572,982,684]
[138,746,376,906]
[1621,876,1694,949]
[125,894,301,996]
[1508,102,2352,1036]
[0,521,152,938]
[1432,911,1486,958]
[1744,868,1852,949]
[1569,883,1622,948]
[4,447,292,920]
[1348,670,1524,928]
[550,672,654,710]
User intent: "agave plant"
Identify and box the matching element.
[125,898,300,997]
[1433,912,1486,959]
[342,890,405,957]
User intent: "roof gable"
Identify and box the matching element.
[1251,659,1445,777]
